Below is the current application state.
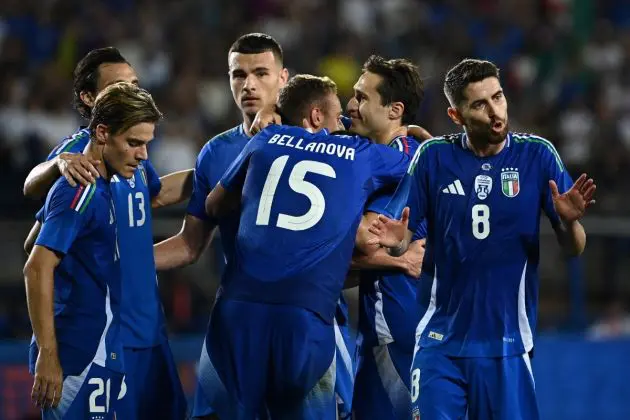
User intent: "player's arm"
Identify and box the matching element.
[24,221,42,255]
[353,212,423,275]
[407,125,433,141]
[250,104,283,135]
[548,173,595,256]
[205,182,241,221]
[24,183,93,408]
[369,143,430,256]
[23,153,100,199]
[541,143,595,256]
[553,221,586,257]
[151,168,194,209]
[23,245,63,408]
[154,214,216,270]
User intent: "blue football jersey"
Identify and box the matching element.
[402,132,573,357]
[110,162,164,348]
[45,128,165,348]
[47,127,90,159]
[32,177,123,376]
[187,125,249,269]
[217,125,411,322]
[359,135,427,351]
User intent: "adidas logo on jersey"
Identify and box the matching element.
[442,180,465,195]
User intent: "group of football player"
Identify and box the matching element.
[22,31,596,420]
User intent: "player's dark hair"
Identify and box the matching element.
[88,82,162,137]
[444,59,500,106]
[73,47,129,119]
[277,74,337,126]
[362,55,424,125]
[229,33,284,65]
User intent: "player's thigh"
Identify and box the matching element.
[354,342,413,420]
[127,342,188,420]
[267,306,337,420]
[42,363,123,420]
[411,347,467,420]
[467,353,539,420]
[198,299,271,419]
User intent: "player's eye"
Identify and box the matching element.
[493,92,503,101]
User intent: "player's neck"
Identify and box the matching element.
[374,125,407,145]
[84,141,110,179]
[465,133,506,157]
[242,113,255,137]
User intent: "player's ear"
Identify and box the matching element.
[447,107,463,126]
[279,68,289,87]
[308,107,323,130]
[80,90,95,108]
[388,101,404,121]
[94,124,109,145]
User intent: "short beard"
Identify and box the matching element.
[468,120,509,145]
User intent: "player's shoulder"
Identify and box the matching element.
[510,132,562,160]
[48,128,90,159]
[200,125,248,155]
[393,135,421,155]
[47,178,102,214]
[415,133,460,156]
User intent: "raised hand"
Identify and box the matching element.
[550,173,596,223]
[56,152,100,187]
[250,105,282,135]
[367,207,410,248]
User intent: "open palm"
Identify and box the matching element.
[367,207,410,248]
[550,173,596,223]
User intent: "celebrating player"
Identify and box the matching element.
[199,74,411,419]
[23,82,162,419]
[368,58,596,420]
[153,33,289,419]
[347,55,428,420]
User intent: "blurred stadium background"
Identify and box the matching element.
[0,0,629,418]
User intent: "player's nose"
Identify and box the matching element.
[487,101,499,118]
[136,145,148,161]
[346,97,358,113]
[243,74,257,91]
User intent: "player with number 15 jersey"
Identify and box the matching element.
[201,116,411,419]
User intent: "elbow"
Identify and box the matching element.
[23,180,37,198]
[23,258,38,285]
[24,239,33,255]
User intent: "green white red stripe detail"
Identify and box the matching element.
[70,184,95,213]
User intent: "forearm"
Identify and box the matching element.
[24,263,57,351]
[154,215,215,270]
[154,234,198,270]
[388,235,412,257]
[24,222,41,255]
[23,160,60,198]
[351,247,407,271]
[152,169,194,209]
[558,220,586,256]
